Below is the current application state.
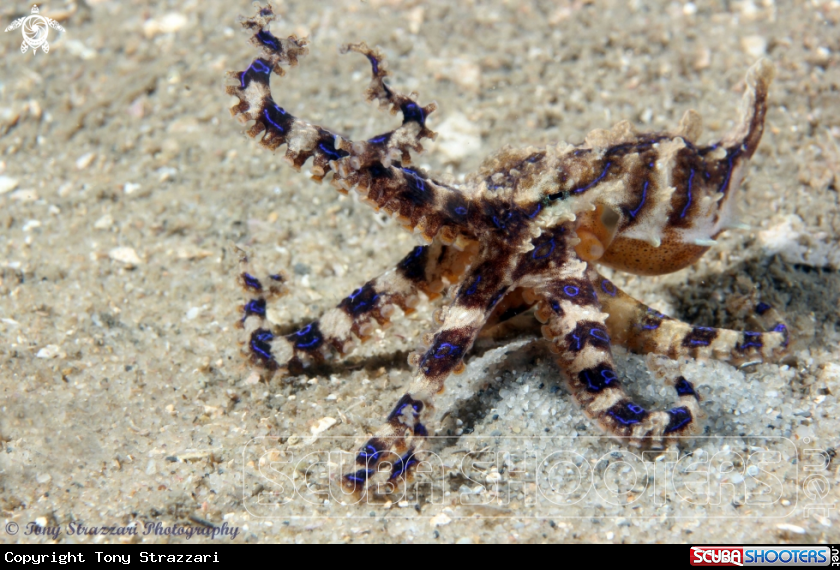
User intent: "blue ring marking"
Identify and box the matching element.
[256,29,280,50]
[414,423,428,437]
[389,450,418,480]
[368,134,389,144]
[402,167,427,198]
[488,289,506,309]
[433,343,458,359]
[550,300,561,313]
[628,180,649,219]
[674,377,697,398]
[357,444,383,464]
[755,302,771,315]
[772,323,789,347]
[240,59,271,88]
[589,327,610,343]
[365,53,380,75]
[580,369,599,391]
[719,151,737,193]
[664,407,692,434]
[343,285,380,315]
[464,275,481,296]
[607,402,646,426]
[454,206,468,216]
[250,329,275,361]
[243,299,267,319]
[250,59,270,74]
[601,368,617,383]
[388,395,424,422]
[318,141,343,161]
[243,273,262,291]
[401,102,426,126]
[532,238,555,260]
[573,161,612,194]
[490,210,514,229]
[570,333,582,351]
[563,285,579,297]
[680,168,695,219]
[528,203,542,218]
[398,245,428,281]
[580,366,617,392]
[642,308,663,330]
[263,104,288,133]
[404,246,424,263]
[392,400,421,420]
[344,468,374,485]
[293,324,321,349]
[688,326,715,346]
[269,274,283,282]
[601,280,617,297]
[368,163,391,178]
[740,331,762,349]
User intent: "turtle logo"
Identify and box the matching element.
[5,5,65,55]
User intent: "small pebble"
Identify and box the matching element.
[309,417,337,436]
[36,345,63,359]
[109,247,142,267]
[776,523,806,535]
[94,214,114,229]
[429,513,451,527]
[143,13,188,38]
[742,35,767,58]
[0,175,18,195]
[75,152,96,170]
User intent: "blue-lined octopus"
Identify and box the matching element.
[226,4,790,494]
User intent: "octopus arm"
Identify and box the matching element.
[225,4,469,243]
[237,242,474,375]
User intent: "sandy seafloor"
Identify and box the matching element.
[1,0,839,545]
